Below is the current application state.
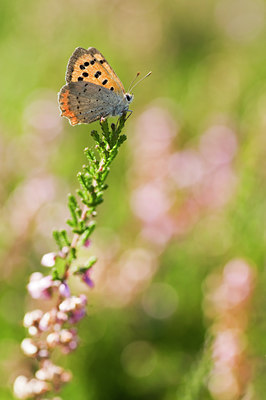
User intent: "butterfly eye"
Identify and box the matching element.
[126,94,132,102]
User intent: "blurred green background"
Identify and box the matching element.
[0,0,266,399]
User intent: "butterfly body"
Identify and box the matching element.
[59,47,133,125]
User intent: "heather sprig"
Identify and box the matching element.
[52,115,127,281]
[13,115,127,400]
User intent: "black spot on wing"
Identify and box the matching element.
[94,71,101,78]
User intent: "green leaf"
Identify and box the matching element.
[77,172,90,191]
[117,134,127,147]
[85,255,97,269]
[75,256,97,275]
[77,188,89,203]
[79,221,96,245]
[67,194,80,228]
[60,230,71,247]
[52,268,60,281]
[100,118,110,137]
[84,147,98,163]
[53,230,62,249]
[68,247,77,262]
[53,230,70,250]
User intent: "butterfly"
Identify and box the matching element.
[58,47,134,125]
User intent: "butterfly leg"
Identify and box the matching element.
[115,118,120,130]
[125,110,133,121]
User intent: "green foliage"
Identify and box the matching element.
[177,340,212,400]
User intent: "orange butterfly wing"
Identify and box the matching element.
[65,47,125,94]
[59,47,127,125]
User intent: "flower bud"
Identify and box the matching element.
[27,273,54,300]
[46,332,60,348]
[59,282,71,298]
[23,309,43,328]
[82,268,94,288]
[21,338,38,357]
[41,252,56,267]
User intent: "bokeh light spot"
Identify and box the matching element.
[121,341,157,378]
[142,282,178,319]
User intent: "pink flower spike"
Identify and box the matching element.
[82,268,94,288]
[41,252,56,267]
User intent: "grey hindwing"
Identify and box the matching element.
[67,81,122,124]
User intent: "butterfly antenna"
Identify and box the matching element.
[129,71,152,92]
[128,72,141,92]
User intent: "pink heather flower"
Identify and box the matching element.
[69,309,86,324]
[39,311,54,332]
[41,252,56,267]
[21,338,39,357]
[59,295,87,324]
[23,309,43,327]
[58,246,69,258]
[46,329,78,353]
[56,310,68,324]
[13,376,30,399]
[84,239,91,248]
[27,273,54,300]
[59,281,71,298]
[23,309,43,335]
[35,360,72,384]
[46,332,60,348]
[59,328,75,344]
[59,295,87,313]
[82,268,94,288]
[59,328,78,353]
[38,349,49,359]
[13,376,51,399]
